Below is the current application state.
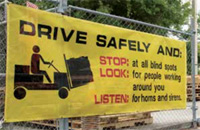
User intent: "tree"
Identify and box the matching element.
[6,0,191,31]
[198,13,200,40]
[0,1,192,74]
[196,13,200,74]
[69,0,191,30]
[9,0,57,10]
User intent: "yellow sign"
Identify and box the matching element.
[5,4,186,122]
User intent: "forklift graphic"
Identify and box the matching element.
[14,51,94,100]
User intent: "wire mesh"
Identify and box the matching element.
[0,1,6,129]
[0,1,60,130]
[68,6,193,130]
[0,1,195,130]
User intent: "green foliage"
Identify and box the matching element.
[197,14,200,72]
[9,0,57,10]
[3,0,191,31]
[187,42,192,75]
[69,0,191,30]
[197,13,200,40]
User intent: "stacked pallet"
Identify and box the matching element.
[31,112,153,130]
[80,112,153,130]
[0,87,5,96]
[0,87,5,118]
[0,87,5,105]
[187,75,200,101]
[31,120,57,128]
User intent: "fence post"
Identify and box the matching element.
[192,0,198,75]
[191,25,197,128]
[57,0,69,130]
[59,118,69,130]
[57,0,67,14]
[191,28,197,128]
[191,0,198,128]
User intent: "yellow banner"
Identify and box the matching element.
[5,4,186,122]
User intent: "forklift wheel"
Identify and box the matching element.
[58,87,68,99]
[14,87,26,100]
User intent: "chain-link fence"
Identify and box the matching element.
[0,0,7,129]
[0,1,61,130]
[0,0,196,130]
[67,5,194,130]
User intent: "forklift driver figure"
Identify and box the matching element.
[31,45,52,83]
